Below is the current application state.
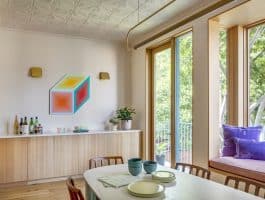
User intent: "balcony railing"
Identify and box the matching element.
[155,122,192,165]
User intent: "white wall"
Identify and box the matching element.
[0,29,130,134]
[130,0,249,167]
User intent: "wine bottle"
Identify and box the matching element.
[14,115,19,135]
[29,117,34,134]
[34,117,39,134]
[23,117,29,134]
[19,118,23,135]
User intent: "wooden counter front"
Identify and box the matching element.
[0,130,142,184]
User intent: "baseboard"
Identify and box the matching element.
[0,174,84,188]
[27,174,83,185]
[0,181,28,188]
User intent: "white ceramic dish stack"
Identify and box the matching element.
[127,180,165,198]
[151,171,176,183]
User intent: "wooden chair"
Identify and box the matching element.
[89,156,124,169]
[175,163,211,179]
[225,176,265,198]
[66,177,85,200]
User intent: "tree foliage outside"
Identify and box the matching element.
[178,33,193,123]
[154,33,193,161]
[249,24,265,127]
[219,23,265,131]
[219,30,228,125]
[154,33,193,129]
[154,48,171,128]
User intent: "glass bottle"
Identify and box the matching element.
[34,117,39,134]
[19,118,23,135]
[14,115,19,135]
[29,117,34,134]
[23,117,29,134]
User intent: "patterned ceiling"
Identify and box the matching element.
[0,0,205,41]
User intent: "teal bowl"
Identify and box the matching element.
[128,158,142,166]
[143,160,157,174]
[128,165,142,176]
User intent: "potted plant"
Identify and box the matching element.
[155,143,167,165]
[109,117,119,131]
[116,107,136,130]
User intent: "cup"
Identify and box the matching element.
[128,158,142,165]
[128,158,142,176]
[143,160,157,174]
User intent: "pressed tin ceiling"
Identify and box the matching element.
[0,0,210,41]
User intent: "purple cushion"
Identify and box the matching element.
[234,138,265,160]
[222,124,262,156]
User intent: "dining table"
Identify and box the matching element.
[83,164,262,200]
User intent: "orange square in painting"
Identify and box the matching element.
[51,92,73,113]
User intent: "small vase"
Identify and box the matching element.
[121,120,132,130]
[112,124,118,131]
[155,154,165,165]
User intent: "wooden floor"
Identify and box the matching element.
[0,178,85,200]
[0,172,262,199]
[0,173,225,200]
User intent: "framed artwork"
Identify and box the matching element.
[50,75,90,115]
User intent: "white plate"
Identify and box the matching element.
[127,180,165,198]
[152,171,176,183]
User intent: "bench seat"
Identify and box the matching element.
[209,156,265,183]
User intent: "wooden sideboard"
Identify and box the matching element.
[0,130,142,184]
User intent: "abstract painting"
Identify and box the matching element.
[50,75,90,115]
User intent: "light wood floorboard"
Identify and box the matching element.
[0,178,85,200]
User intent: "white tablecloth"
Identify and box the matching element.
[84,164,262,200]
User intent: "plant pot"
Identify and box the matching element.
[111,124,118,131]
[155,154,165,166]
[121,120,132,130]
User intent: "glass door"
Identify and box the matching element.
[152,43,172,167]
[175,32,193,164]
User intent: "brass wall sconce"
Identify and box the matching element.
[99,72,110,80]
[29,67,42,78]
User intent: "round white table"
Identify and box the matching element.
[83,164,262,200]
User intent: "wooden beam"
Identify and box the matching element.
[134,0,235,49]
[227,26,244,126]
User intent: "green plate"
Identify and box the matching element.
[127,180,165,198]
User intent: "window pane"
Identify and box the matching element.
[154,47,171,166]
[175,32,192,164]
[219,30,227,125]
[248,23,265,139]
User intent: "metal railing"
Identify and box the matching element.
[155,122,192,165]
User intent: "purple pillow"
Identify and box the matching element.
[222,124,262,156]
[234,138,265,160]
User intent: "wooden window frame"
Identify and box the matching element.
[146,29,193,167]
[244,19,265,126]
[147,41,175,166]
[226,19,265,126]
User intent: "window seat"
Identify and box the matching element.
[209,156,265,183]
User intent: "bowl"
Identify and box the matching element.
[143,161,157,174]
[128,165,142,176]
[128,158,142,165]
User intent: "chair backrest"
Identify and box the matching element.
[225,176,265,198]
[66,177,85,200]
[89,156,124,169]
[175,163,211,179]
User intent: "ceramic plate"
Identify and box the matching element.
[152,171,176,183]
[127,180,165,198]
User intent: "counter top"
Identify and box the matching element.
[0,130,142,139]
